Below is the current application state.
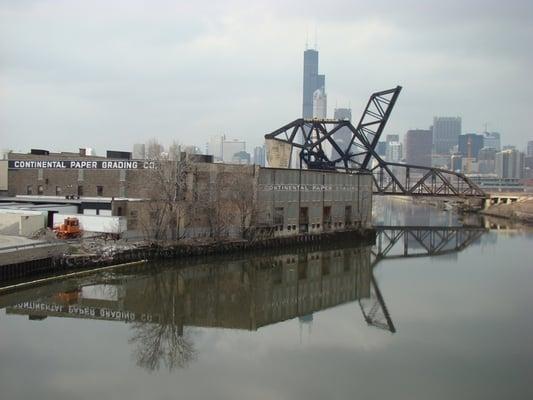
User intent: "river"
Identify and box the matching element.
[0,198,532,399]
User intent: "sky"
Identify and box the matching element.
[1,0,532,155]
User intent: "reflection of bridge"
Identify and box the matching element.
[359,225,487,333]
[265,86,486,198]
[2,225,486,337]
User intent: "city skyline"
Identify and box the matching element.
[1,1,532,154]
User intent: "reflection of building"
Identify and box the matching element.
[5,246,372,332]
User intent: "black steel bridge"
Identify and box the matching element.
[265,86,486,198]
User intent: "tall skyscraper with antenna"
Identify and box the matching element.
[302,46,325,118]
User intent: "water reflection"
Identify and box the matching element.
[1,224,487,371]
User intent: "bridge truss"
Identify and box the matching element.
[264,86,486,198]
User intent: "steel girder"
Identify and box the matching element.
[264,86,486,198]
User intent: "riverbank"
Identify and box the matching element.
[481,197,533,224]
[0,228,376,285]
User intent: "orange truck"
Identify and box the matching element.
[54,217,83,239]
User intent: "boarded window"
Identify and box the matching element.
[97,186,104,196]
[26,185,33,195]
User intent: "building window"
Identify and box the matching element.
[77,185,83,196]
[37,185,44,195]
[37,169,44,181]
[274,207,284,226]
[56,186,62,196]
[97,186,104,196]
[26,185,33,195]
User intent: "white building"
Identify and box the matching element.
[208,135,225,161]
[312,88,327,119]
[222,139,246,163]
[483,132,501,151]
[386,141,402,163]
[495,149,525,179]
[133,144,145,159]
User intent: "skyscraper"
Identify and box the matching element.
[527,140,533,157]
[433,117,461,154]
[404,129,432,167]
[330,108,352,162]
[458,133,484,159]
[495,149,525,179]
[302,49,325,118]
[208,134,224,161]
[483,132,501,151]
[253,145,266,167]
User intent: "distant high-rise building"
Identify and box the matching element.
[222,139,246,163]
[386,134,400,143]
[209,135,224,161]
[404,129,432,167]
[527,140,533,157]
[376,141,387,157]
[433,117,461,154]
[495,149,525,179]
[302,49,325,118]
[333,108,351,121]
[451,154,462,172]
[253,145,266,167]
[330,108,352,162]
[386,141,402,163]
[312,88,327,118]
[483,132,501,151]
[133,144,145,159]
[458,133,484,159]
[232,151,251,165]
[478,147,497,174]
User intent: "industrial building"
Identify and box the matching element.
[0,148,373,239]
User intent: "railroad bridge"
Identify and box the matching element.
[265,86,486,199]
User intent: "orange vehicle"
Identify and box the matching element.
[54,217,83,239]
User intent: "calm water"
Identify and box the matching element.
[1,198,532,400]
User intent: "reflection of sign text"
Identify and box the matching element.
[9,301,153,322]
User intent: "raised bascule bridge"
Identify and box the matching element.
[265,86,486,199]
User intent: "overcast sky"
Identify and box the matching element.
[1,0,532,155]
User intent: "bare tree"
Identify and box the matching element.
[138,140,190,242]
[228,172,256,238]
[129,268,197,371]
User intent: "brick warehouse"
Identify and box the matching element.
[0,149,373,238]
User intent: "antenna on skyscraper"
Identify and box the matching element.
[314,25,318,49]
[305,27,309,49]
